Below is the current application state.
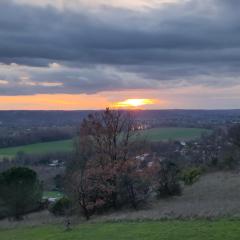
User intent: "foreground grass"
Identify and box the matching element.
[0,220,239,240]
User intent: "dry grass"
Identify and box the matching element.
[0,211,64,229]
[1,171,240,228]
[94,171,240,221]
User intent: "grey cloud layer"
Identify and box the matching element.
[0,0,240,95]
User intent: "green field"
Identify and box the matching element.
[43,191,64,199]
[0,128,211,158]
[0,220,239,240]
[137,127,211,142]
[0,139,73,158]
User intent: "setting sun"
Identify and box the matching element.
[113,99,155,109]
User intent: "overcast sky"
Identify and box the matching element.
[0,0,240,109]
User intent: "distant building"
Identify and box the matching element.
[49,160,61,167]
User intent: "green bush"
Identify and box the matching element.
[181,167,202,185]
[49,197,71,216]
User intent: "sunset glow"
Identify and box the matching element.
[113,99,155,109]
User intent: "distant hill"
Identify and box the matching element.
[0,110,92,127]
[0,110,239,127]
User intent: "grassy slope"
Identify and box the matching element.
[0,127,211,158]
[0,220,239,240]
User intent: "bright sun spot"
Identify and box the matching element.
[113,99,155,109]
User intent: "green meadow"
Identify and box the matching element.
[0,127,211,158]
[0,139,73,158]
[137,127,211,142]
[0,220,239,240]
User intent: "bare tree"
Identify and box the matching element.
[80,108,136,164]
[66,109,145,219]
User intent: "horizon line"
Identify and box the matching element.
[0,108,240,111]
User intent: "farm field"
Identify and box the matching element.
[0,139,73,159]
[0,127,211,158]
[0,220,240,240]
[137,127,211,142]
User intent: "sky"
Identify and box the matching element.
[0,0,240,110]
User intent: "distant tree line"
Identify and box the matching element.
[0,126,74,148]
[0,152,73,173]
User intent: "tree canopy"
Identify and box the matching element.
[0,167,42,219]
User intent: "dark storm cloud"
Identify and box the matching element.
[1,0,240,63]
[0,0,240,95]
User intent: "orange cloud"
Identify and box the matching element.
[0,94,110,110]
[0,90,168,110]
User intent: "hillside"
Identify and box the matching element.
[96,171,240,221]
[1,171,240,239]
[1,171,240,227]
